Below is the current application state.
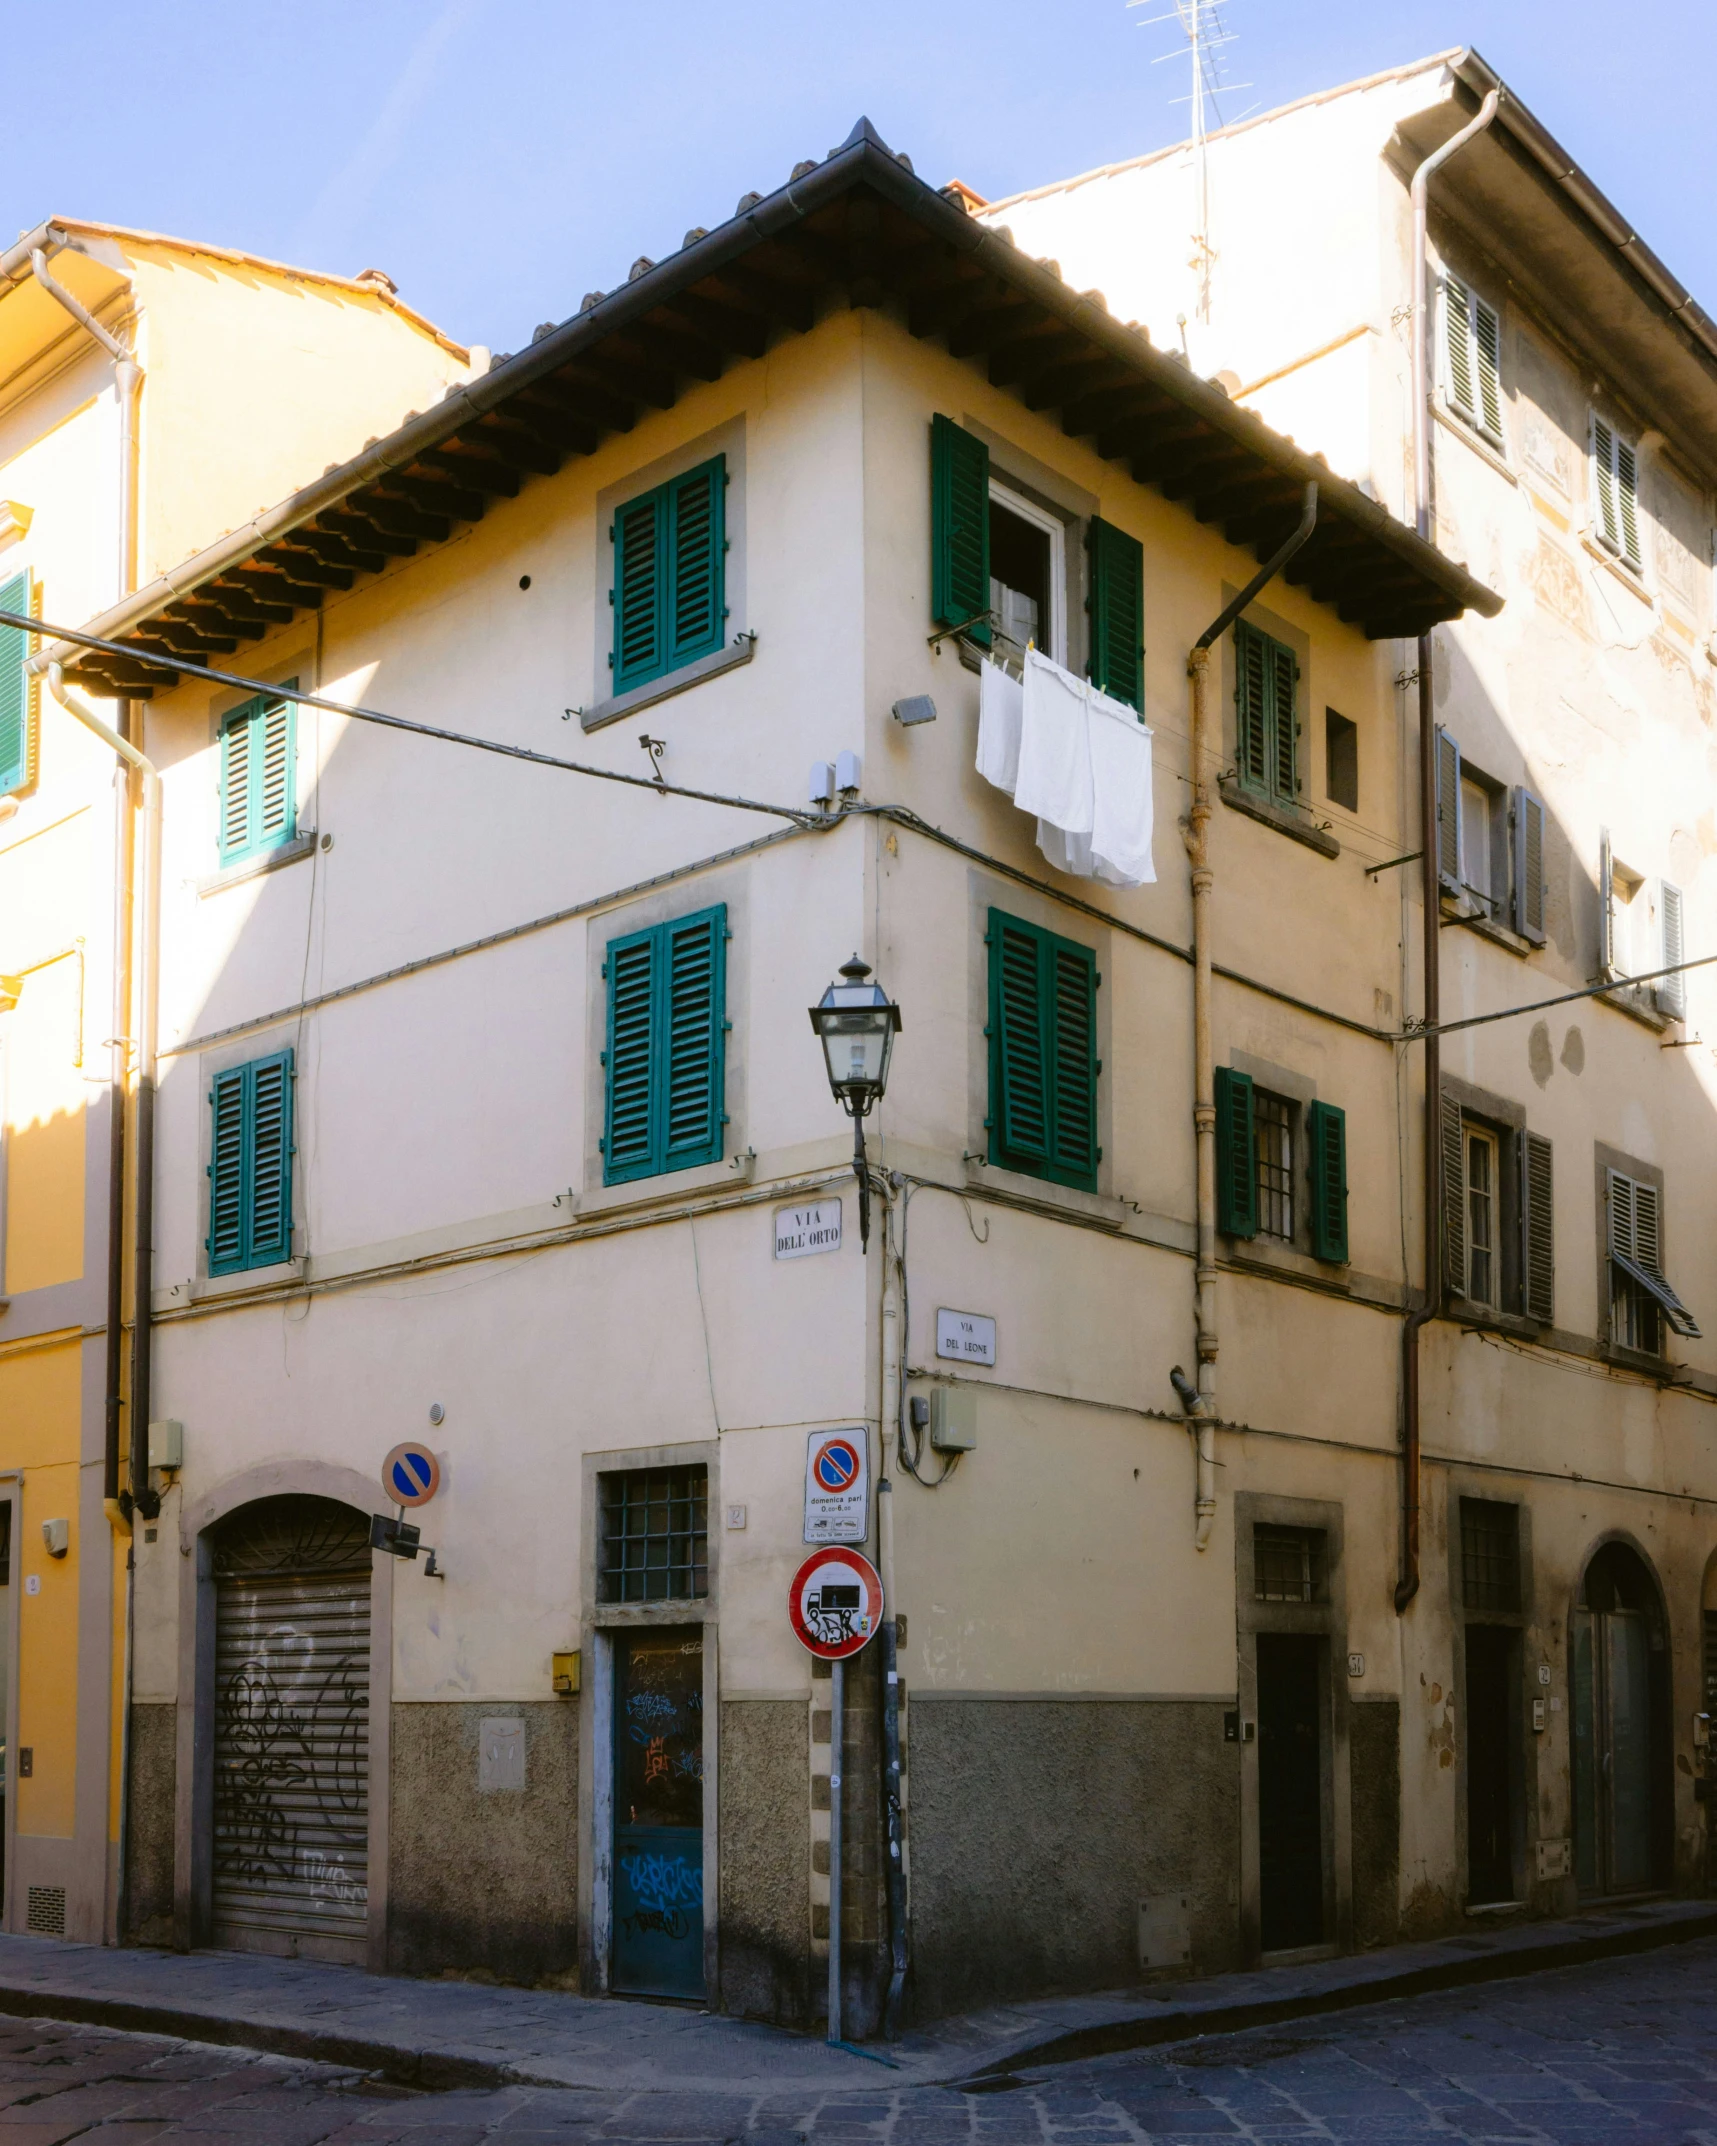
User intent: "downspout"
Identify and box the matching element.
[876,1175,907,2036]
[1184,482,1318,1547]
[1398,87,1501,1615]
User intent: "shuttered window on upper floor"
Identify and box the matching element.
[1213,1067,1348,1263]
[219,691,297,866]
[1234,618,1299,810]
[931,415,992,648]
[1591,416,1642,573]
[1606,1167,1699,1351]
[601,905,728,1186]
[207,1049,295,1275]
[1433,729,1546,946]
[1086,516,1144,710]
[1444,274,1504,448]
[1440,1094,1554,1325]
[0,569,37,798]
[610,457,728,695]
[985,908,1098,1192]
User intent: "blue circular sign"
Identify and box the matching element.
[815,1438,860,1493]
[383,1442,440,1508]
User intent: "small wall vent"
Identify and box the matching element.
[25,1886,65,1936]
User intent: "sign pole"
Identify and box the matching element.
[827,1655,844,2044]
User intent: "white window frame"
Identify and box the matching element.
[987,477,1067,667]
[1442,273,1505,450]
[1590,412,1644,574]
[1464,1122,1501,1310]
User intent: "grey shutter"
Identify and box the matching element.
[1656,880,1686,1016]
[1616,434,1641,569]
[1474,296,1503,442]
[1512,787,1546,944]
[1608,1168,1701,1339]
[1445,275,1475,422]
[1235,621,1269,793]
[1598,828,1616,977]
[1593,415,1619,552]
[1441,1093,1466,1298]
[1521,1131,1554,1323]
[1436,729,1462,895]
[1270,638,1299,801]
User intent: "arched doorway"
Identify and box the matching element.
[210,1496,372,1962]
[1572,1540,1671,1896]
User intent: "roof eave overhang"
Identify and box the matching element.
[49,128,1499,696]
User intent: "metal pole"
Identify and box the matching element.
[827,1655,844,2043]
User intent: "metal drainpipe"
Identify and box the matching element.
[1397,87,1501,1614]
[1184,484,1319,1547]
[876,1174,907,2036]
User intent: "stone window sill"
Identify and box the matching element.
[1580,531,1652,605]
[172,1257,307,1309]
[1433,400,1516,486]
[196,831,317,897]
[962,1153,1128,1231]
[1217,776,1341,858]
[1446,1295,1545,1342]
[571,1148,755,1221]
[1442,898,1537,958]
[1597,979,1673,1033]
[577,632,756,734]
[1604,1340,1672,1379]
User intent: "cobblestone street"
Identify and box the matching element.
[0,1939,1714,2146]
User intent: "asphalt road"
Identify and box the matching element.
[1,1934,1714,2146]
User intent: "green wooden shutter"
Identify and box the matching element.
[666,457,726,671]
[1521,1131,1554,1323]
[988,911,1048,1172]
[1615,433,1641,569]
[1592,416,1620,554]
[219,693,296,865]
[1235,621,1269,794]
[1048,937,1098,1183]
[1269,637,1299,802]
[603,906,727,1185]
[1441,1093,1466,1298]
[612,491,664,692]
[1512,786,1545,944]
[603,927,660,1183]
[1444,275,1475,422]
[1306,1100,1348,1264]
[257,699,295,847]
[0,571,30,797]
[986,909,1098,1190]
[207,1067,248,1273]
[663,906,727,1170]
[1213,1066,1256,1239]
[1087,516,1144,710]
[1473,296,1503,441]
[247,1050,294,1267]
[931,415,991,646]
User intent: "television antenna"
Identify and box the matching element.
[1129,0,1250,325]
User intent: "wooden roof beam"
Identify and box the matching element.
[415,446,522,499]
[257,543,353,591]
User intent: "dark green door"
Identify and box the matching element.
[1257,1633,1324,1951]
[613,1629,705,1998]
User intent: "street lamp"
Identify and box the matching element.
[808,954,902,1251]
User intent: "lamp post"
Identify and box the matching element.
[808,954,901,1252]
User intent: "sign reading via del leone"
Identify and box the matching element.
[803,1428,869,1544]
[774,1198,842,1259]
[936,1307,997,1366]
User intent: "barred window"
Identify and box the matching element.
[1254,1524,1325,1604]
[1255,1090,1295,1241]
[1460,1498,1520,1614]
[598,1465,709,1603]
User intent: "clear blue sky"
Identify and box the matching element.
[12,2,1711,358]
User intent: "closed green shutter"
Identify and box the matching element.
[207,1049,295,1275]
[1306,1100,1348,1264]
[1214,1066,1256,1239]
[1234,619,1298,806]
[0,570,32,796]
[611,456,727,694]
[218,690,297,866]
[602,905,727,1185]
[1521,1131,1554,1323]
[986,908,1098,1191]
[931,415,991,646]
[1086,516,1144,710]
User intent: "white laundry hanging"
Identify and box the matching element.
[976,648,1154,889]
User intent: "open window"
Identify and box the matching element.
[1605,1167,1699,1354]
[1441,1091,1554,1324]
[1443,273,1505,451]
[1434,730,1545,944]
[1590,414,1643,575]
[988,480,1065,667]
[1599,831,1684,1017]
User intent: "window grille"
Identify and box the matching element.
[1460,1498,1520,1614]
[599,1465,709,1603]
[1254,1524,1325,1603]
[1254,1091,1294,1241]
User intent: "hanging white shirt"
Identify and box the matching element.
[976,659,1024,795]
[1013,647,1155,889]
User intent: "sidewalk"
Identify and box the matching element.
[0,1899,1707,2094]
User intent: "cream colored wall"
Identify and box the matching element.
[127,247,470,585]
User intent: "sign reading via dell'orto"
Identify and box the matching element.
[789,1547,883,1659]
[803,1428,869,1545]
[774,1198,842,1259]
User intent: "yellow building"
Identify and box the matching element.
[0,221,470,1942]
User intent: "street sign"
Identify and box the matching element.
[803,1428,869,1544]
[775,1198,842,1259]
[788,1547,883,1658]
[936,1307,997,1366]
[382,1442,441,1507]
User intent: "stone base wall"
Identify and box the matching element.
[124,1703,176,1947]
[388,1701,578,1984]
[718,1698,814,2024]
[1350,1697,1402,1950]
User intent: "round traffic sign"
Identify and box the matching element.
[383,1442,441,1508]
[813,1435,862,1494]
[788,1547,883,1659]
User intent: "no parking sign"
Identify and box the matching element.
[803,1428,869,1545]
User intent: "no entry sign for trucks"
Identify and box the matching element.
[788,1548,883,1659]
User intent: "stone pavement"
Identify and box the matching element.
[0,1901,1709,2093]
[0,1934,1712,2144]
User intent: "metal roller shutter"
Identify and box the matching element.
[211,1497,371,1963]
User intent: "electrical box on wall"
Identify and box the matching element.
[1138,1895,1191,1972]
[927,1387,977,1452]
[40,1519,68,1559]
[552,1651,581,1696]
[148,1419,183,1473]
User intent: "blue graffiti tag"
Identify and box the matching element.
[621,1850,703,1915]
